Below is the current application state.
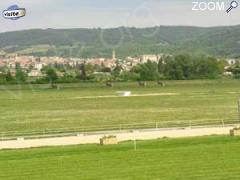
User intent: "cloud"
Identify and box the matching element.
[0,0,239,33]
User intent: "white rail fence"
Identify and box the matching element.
[1,119,239,141]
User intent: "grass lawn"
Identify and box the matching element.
[0,79,240,132]
[0,135,240,179]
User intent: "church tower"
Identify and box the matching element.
[112,49,116,60]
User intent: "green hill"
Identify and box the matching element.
[0,25,240,58]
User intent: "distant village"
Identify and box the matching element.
[0,50,238,79]
[0,51,164,78]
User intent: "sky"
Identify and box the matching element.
[0,0,239,32]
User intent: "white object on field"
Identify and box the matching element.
[17,137,24,141]
[116,91,131,96]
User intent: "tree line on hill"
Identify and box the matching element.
[1,25,240,58]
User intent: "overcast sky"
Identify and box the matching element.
[0,0,239,32]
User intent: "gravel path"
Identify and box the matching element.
[0,126,235,150]
[72,93,179,99]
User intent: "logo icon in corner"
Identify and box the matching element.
[3,5,26,20]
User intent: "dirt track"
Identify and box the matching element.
[72,93,179,99]
[0,126,235,150]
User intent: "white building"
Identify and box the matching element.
[34,63,43,71]
[140,54,162,63]
[226,59,237,65]
[28,70,43,77]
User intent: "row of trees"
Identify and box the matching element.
[42,54,226,83]
[0,63,60,84]
[0,54,227,84]
[129,54,225,80]
[0,63,26,84]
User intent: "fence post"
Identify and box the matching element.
[155,122,158,129]
[222,119,225,127]
[119,124,122,131]
[189,120,192,129]
[134,139,137,151]
[238,98,240,123]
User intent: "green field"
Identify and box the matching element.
[0,79,240,133]
[0,136,240,179]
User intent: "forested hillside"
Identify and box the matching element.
[0,25,239,58]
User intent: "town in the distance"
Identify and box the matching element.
[0,49,239,85]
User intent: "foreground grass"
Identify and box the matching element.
[0,136,240,179]
[0,79,240,132]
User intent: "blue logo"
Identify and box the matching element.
[3,5,26,20]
